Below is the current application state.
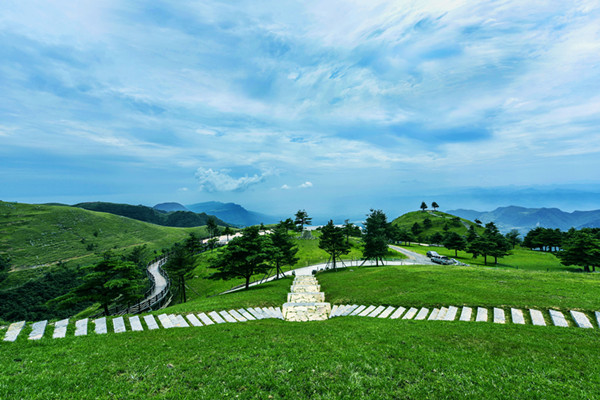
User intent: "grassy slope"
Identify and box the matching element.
[392,210,484,238]
[403,244,569,271]
[0,201,207,273]
[318,264,600,312]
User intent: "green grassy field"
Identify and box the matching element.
[402,244,569,271]
[318,264,600,312]
[0,201,208,272]
[2,316,599,399]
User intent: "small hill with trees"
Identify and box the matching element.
[391,210,484,244]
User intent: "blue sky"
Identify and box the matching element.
[1,1,600,219]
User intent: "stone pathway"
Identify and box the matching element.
[282,275,331,321]
[1,307,284,342]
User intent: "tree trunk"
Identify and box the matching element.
[584,265,590,273]
[332,253,337,270]
[455,249,458,257]
[181,276,187,303]
[494,256,498,264]
[103,302,109,316]
[483,255,487,265]
[245,275,250,289]
[276,262,280,279]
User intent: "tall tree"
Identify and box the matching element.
[294,209,312,232]
[362,209,390,267]
[0,253,10,284]
[268,223,299,279]
[505,230,522,249]
[210,226,272,289]
[206,216,220,251]
[53,256,145,315]
[319,220,350,270]
[467,225,479,242]
[423,217,432,229]
[483,222,511,264]
[126,245,148,269]
[280,218,295,232]
[411,222,422,236]
[467,236,493,265]
[420,202,428,212]
[431,201,439,211]
[164,233,201,303]
[430,232,444,245]
[558,231,600,272]
[443,232,467,257]
[343,219,361,245]
[222,226,234,241]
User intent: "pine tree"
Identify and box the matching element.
[319,220,350,270]
[268,223,299,279]
[362,209,390,266]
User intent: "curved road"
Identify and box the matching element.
[147,259,168,298]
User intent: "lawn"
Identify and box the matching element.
[318,264,600,311]
[402,244,569,271]
[2,318,599,399]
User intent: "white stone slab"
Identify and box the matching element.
[350,305,367,316]
[511,308,525,325]
[444,306,458,321]
[52,318,70,339]
[186,314,203,327]
[158,314,174,329]
[549,309,568,327]
[428,308,439,320]
[272,307,284,320]
[94,317,107,335]
[529,309,546,326]
[198,313,215,325]
[367,305,386,317]
[261,307,276,319]
[29,320,48,340]
[341,305,359,316]
[389,307,406,319]
[129,316,143,331]
[475,307,488,322]
[3,321,26,342]
[144,315,159,330]
[171,314,189,328]
[414,308,429,320]
[596,311,600,328]
[459,307,472,321]
[238,309,256,321]
[75,319,89,336]
[403,307,418,320]
[359,305,376,317]
[436,307,448,320]
[378,306,397,319]
[493,308,505,324]
[229,309,247,322]
[330,305,339,316]
[247,308,266,320]
[570,311,593,329]
[113,317,126,333]
[209,311,226,324]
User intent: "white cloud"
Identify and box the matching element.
[195,128,218,136]
[178,187,189,192]
[195,168,266,192]
[299,181,313,188]
[281,184,291,190]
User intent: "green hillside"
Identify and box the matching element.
[392,210,484,241]
[0,201,208,272]
[74,201,230,228]
[3,265,600,398]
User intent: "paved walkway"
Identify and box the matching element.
[146,259,168,298]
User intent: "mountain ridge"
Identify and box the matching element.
[185,201,279,227]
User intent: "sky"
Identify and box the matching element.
[1,1,600,220]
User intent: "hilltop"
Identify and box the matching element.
[74,202,229,228]
[391,210,483,241]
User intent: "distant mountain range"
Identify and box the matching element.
[447,206,600,235]
[154,201,279,227]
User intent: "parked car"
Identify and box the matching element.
[431,256,454,265]
[426,251,441,258]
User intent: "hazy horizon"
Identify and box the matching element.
[2,2,599,217]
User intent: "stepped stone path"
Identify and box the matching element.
[1,307,284,342]
[282,275,331,321]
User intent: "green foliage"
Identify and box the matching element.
[430,232,444,244]
[342,219,361,245]
[505,229,522,249]
[523,227,563,252]
[164,234,202,303]
[423,217,432,229]
[74,201,229,228]
[558,231,600,272]
[318,220,350,269]
[392,210,483,244]
[210,226,271,289]
[420,201,427,211]
[294,209,312,232]
[268,223,299,278]
[52,256,146,315]
[0,253,10,283]
[442,231,467,257]
[431,201,439,210]
[362,209,390,266]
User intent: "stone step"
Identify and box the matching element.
[113,317,126,333]
[570,310,593,329]
[529,309,546,326]
[358,305,376,316]
[549,309,568,327]
[29,320,48,341]
[171,314,190,328]
[350,305,367,316]
[129,316,144,331]
[403,307,418,320]
[75,319,89,336]
[218,311,237,323]
[94,318,107,334]
[378,306,396,319]
[3,321,26,342]
[367,305,386,317]
[229,309,247,322]
[414,308,429,320]
[186,314,203,327]
[290,284,321,293]
[511,308,525,324]
[339,305,359,317]
[287,292,325,303]
[144,315,160,330]
[436,307,448,320]
[493,308,505,324]
[389,307,406,319]
[54,318,69,338]
[198,313,215,325]
[238,309,256,321]
[476,307,488,322]
[158,314,174,328]
[282,302,331,322]
[428,308,439,320]
[459,307,472,321]
[444,306,458,321]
